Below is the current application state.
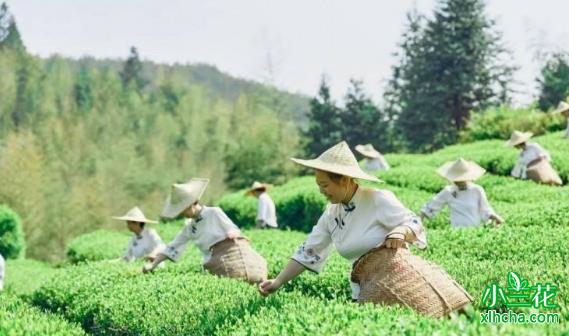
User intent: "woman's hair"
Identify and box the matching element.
[140,222,145,229]
[325,171,355,185]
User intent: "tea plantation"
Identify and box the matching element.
[2,132,568,335]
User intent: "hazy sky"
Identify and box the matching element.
[6,0,569,105]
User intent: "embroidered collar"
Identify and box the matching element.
[341,185,361,212]
[342,202,356,212]
[194,206,207,223]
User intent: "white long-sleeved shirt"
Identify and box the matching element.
[257,192,278,228]
[0,254,4,291]
[123,228,165,262]
[291,186,427,299]
[161,206,240,264]
[363,157,390,172]
[511,143,551,179]
[565,118,569,138]
[421,183,496,228]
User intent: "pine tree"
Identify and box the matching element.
[388,0,515,151]
[303,76,343,155]
[342,79,392,152]
[74,67,94,112]
[120,47,147,92]
[0,2,25,51]
[537,52,569,111]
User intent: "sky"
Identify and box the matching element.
[6,0,569,105]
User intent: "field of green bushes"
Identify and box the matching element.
[1,131,568,335]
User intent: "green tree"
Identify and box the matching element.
[303,76,343,155]
[0,2,25,51]
[342,79,392,152]
[388,0,515,152]
[537,52,569,111]
[120,46,147,92]
[73,66,94,112]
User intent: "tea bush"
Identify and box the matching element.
[0,205,25,259]
[0,293,85,335]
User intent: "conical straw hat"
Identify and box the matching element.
[112,207,158,224]
[553,101,569,115]
[505,131,533,147]
[161,178,209,218]
[291,141,381,182]
[436,158,486,182]
[245,181,273,196]
[355,144,382,159]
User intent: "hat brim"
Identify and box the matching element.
[553,105,569,115]
[355,146,381,159]
[160,179,209,219]
[160,194,195,219]
[436,163,486,182]
[112,216,158,224]
[504,133,533,147]
[290,157,382,182]
[245,185,270,196]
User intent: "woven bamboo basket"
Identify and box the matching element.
[526,159,562,186]
[203,237,267,284]
[351,246,473,318]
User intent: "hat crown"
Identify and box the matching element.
[170,178,209,203]
[124,207,144,218]
[363,144,375,151]
[170,183,193,205]
[451,158,470,174]
[558,101,569,110]
[506,130,533,146]
[512,130,524,138]
[318,141,359,167]
[437,158,485,182]
[251,181,264,189]
[161,178,209,218]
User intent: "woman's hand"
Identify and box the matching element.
[142,264,155,274]
[226,230,240,239]
[258,278,282,297]
[142,254,166,273]
[384,234,406,249]
[490,214,504,227]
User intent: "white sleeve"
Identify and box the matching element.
[257,196,269,222]
[212,207,240,234]
[291,212,333,273]
[379,155,390,170]
[536,144,551,161]
[377,190,427,249]
[162,223,193,262]
[421,188,451,219]
[122,238,136,262]
[511,161,523,178]
[477,187,495,221]
[147,229,165,257]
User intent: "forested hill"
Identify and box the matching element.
[61,55,310,125]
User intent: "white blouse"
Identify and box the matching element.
[511,142,551,179]
[0,254,4,291]
[161,206,240,264]
[363,157,390,172]
[565,119,569,138]
[123,228,166,262]
[291,186,427,299]
[257,192,278,228]
[421,183,496,228]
